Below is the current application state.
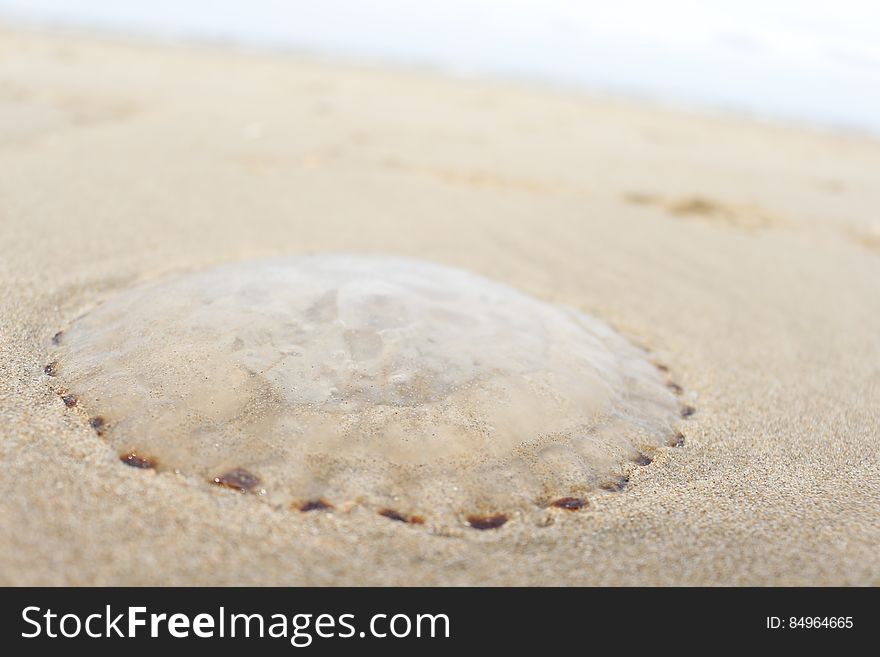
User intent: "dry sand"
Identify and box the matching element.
[1,26,878,586]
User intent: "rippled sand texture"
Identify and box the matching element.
[1,27,879,584]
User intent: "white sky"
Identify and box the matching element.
[1,0,878,133]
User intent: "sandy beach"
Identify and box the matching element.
[1,26,878,586]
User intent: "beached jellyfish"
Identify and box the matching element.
[47,255,682,527]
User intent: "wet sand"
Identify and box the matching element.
[1,26,878,585]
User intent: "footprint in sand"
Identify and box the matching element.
[844,223,880,255]
[623,192,779,231]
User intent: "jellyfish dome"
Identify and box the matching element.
[49,255,681,526]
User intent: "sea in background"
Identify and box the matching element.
[1,0,878,136]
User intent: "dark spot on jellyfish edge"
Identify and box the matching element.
[52,331,64,345]
[44,361,59,377]
[552,497,587,511]
[680,405,696,418]
[61,393,78,408]
[120,452,156,469]
[600,476,629,492]
[89,416,107,435]
[212,467,260,493]
[467,513,508,530]
[654,362,669,373]
[634,453,653,466]
[666,381,684,395]
[299,499,333,512]
[669,431,685,448]
[379,508,420,524]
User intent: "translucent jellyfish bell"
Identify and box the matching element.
[49,255,682,526]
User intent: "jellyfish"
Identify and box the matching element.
[47,255,682,527]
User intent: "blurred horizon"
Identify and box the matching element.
[1,0,879,135]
